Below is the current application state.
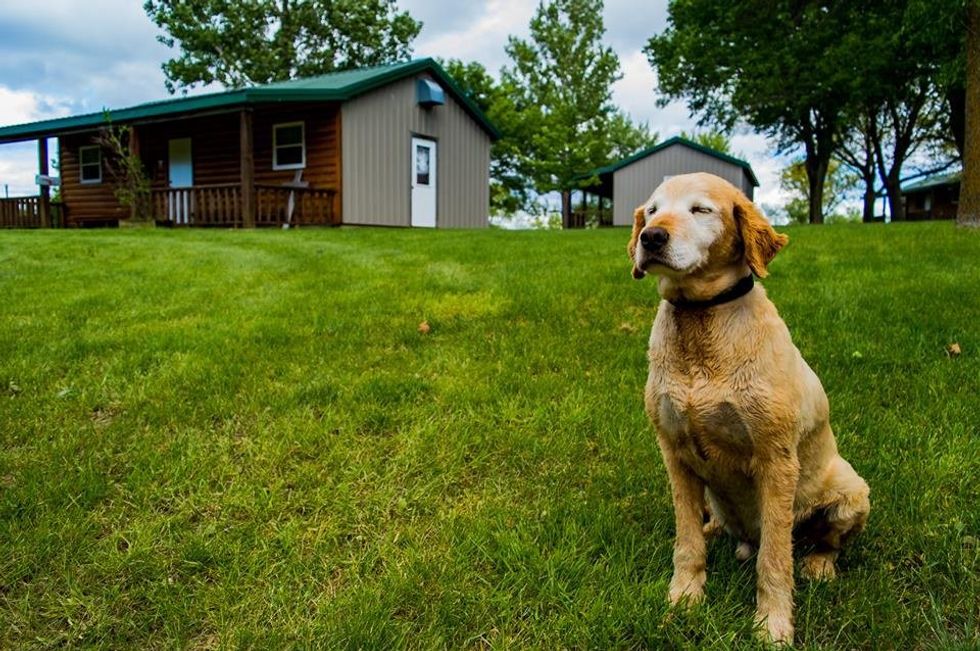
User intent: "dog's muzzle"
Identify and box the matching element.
[633,227,671,279]
[640,227,669,252]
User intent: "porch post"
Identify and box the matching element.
[128,126,141,221]
[38,138,50,228]
[240,109,256,228]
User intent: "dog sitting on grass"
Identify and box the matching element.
[628,173,870,645]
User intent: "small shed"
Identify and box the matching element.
[0,58,498,229]
[576,136,759,227]
[902,172,960,220]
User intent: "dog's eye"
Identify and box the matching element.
[690,205,712,214]
[646,205,657,216]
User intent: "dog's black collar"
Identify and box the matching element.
[666,274,755,310]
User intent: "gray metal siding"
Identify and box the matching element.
[612,145,755,225]
[341,74,491,227]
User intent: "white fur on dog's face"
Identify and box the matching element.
[634,175,726,275]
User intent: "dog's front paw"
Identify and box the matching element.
[668,570,706,607]
[800,552,837,581]
[754,611,794,646]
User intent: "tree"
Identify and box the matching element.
[680,130,733,155]
[836,113,879,223]
[899,0,978,228]
[98,114,152,222]
[868,84,941,223]
[648,2,877,224]
[607,112,658,162]
[904,0,968,158]
[780,158,858,225]
[144,0,421,92]
[445,50,654,220]
[504,0,650,228]
[845,2,960,223]
[960,1,980,227]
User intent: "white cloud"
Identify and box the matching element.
[613,50,694,136]
[0,87,71,128]
[410,0,534,75]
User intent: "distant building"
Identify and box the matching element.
[902,172,960,221]
[573,136,759,228]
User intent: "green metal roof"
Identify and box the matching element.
[0,58,500,143]
[902,171,960,193]
[577,136,759,187]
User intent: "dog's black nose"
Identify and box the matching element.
[640,227,669,251]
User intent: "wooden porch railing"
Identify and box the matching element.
[0,196,40,228]
[255,184,337,226]
[150,183,337,227]
[150,184,242,226]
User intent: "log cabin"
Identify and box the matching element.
[0,58,499,229]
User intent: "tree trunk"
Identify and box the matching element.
[561,189,572,229]
[948,85,966,159]
[862,181,876,223]
[885,172,905,222]
[804,155,828,224]
[959,0,980,227]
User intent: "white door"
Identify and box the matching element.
[168,138,193,224]
[411,137,436,227]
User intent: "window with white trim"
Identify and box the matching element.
[79,145,102,184]
[273,122,305,170]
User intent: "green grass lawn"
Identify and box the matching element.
[1,222,978,649]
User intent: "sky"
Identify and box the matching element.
[0,0,790,211]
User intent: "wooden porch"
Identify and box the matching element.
[149,183,338,227]
[1,184,336,228]
[140,108,340,228]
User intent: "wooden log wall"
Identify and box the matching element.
[59,133,126,225]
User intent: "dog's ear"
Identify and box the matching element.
[627,206,647,279]
[734,193,788,278]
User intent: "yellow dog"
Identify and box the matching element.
[629,173,870,644]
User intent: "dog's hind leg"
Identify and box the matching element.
[702,492,723,538]
[799,456,870,581]
[735,541,756,561]
[702,488,755,560]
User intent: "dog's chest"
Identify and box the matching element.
[645,307,771,474]
[654,390,755,471]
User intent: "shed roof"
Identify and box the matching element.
[578,136,759,187]
[902,171,961,193]
[0,58,500,143]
